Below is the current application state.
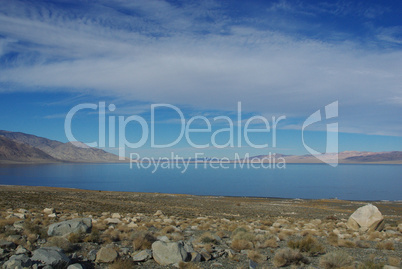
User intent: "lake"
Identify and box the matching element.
[0,163,401,201]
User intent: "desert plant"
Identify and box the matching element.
[231,239,253,251]
[273,248,308,267]
[44,236,75,252]
[84,227,101,243]
[319,251,354,269]
[132,231,156,250]
[178,261,201,269]
[247,250,266,264]
[387,256,400,267]
[108,258,136,269]
[357,259,385,269]
[287,236,325,256]
[338,239,356,248]
[376,241,394,250]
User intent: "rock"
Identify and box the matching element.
[67,263,84,269]
[105,218,121,224]
[190,252,202,262]
[132,249,152,262]
[398,223,402,232]
[44,208,55,214]
[3,254,32,269]
[96,246,118,263]
[157,235,170,242]
[18,209,28,214]
[48,213,57,218]
[31,247,70,269]
[249,259,258,269]
[200,249,212,261]
[87,249,97,261]
[154,210,163,216]
[0,240,16,249]
[111,213,121,219]
[48,218,92,237]
[383,266,399,269]
[127,222,137,228]
[14,213,26,219]
[13,220,25,230]
[152,241,189,265]
[346,204,384,232]
[15,245,29,255]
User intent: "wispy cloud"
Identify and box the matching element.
[0,0,401,136]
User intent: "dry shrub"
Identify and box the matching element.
[178,261,201,269]
[132,231,156,251]
[109,258,136,269]
[231,239,253,251]
[338,239,356,248]
[198,232,218,245]
[161,226,175,234]
[216,230,227,238]
[68,232,83,243]
[273,248,308,267]
[387,256,400,267]
[0,218,18,232]
[327,232,339,246]
[356,240,370,248]
[84,227,101,243]
[367,231,382,241]
[247,250,266,264]
[376,241,394,250]
[168,232,184,241]
[357,258,384,269]
[101,229,121,243]
[287,236,325,256]
[319,251,354,269]
[44,236,75,252]
[23,221,47,239]
[258,237,278,248]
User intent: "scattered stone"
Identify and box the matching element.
[15,245,29,255]
[249,259,258,269]
[127,222,137,228]
[200,249,212,261]
[111,213,121,219]
[13,220,25,230]
[0,240,16,249]
[96,246,118,263]
[48,213,57,218]
[190,252,202,262]
[154,210,163,216]
[87,249,97,261]
[67,263,84,269]
[3,254,32,269]
[48,218,92,237]
[211,262,223,267]
[152,241,189,265]
[105,218,121,224]
[44,208,55,214]
[14,213,26,219]
[132,249,152,262]
[31,247,71,269]
[346,204,384,232]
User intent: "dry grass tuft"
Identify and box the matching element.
[44,236,75,252]
[327,232,339,246]
[247,250,266,264]
[287,236,325,256]
[132,231,156,251]
[319,251,354,269]
[376,241,394,250]
[108,258,136,269]
[338,239,356,248]
[231,239,253,251]
[357,258,385,269]
[178,261,201,269]
[258,237,278,248]
[84,227,101,243]
[273,248,308,267]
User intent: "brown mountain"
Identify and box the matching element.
[0,135,58,163]
[0,130,123,163]
[345,151,402,162]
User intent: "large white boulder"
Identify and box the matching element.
[346,204,384,232]
[152,241,189,265]
[31,247,70,269]
[48,218,92,237]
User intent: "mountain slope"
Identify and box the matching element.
[0,130,123,163]
[0,135,58,163]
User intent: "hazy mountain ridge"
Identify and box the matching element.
[0,135,58,163]
[0,130,123,163]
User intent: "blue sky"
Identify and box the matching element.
[0,0,401,158]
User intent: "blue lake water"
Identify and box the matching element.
[0,163,401,201]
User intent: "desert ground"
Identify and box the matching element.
[0,185,401,268]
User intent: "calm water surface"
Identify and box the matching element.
[0,163,401,201]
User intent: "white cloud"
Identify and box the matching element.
[0,0,401,136]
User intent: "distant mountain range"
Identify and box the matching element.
[0,130,123,164]
[0,130,401,164]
